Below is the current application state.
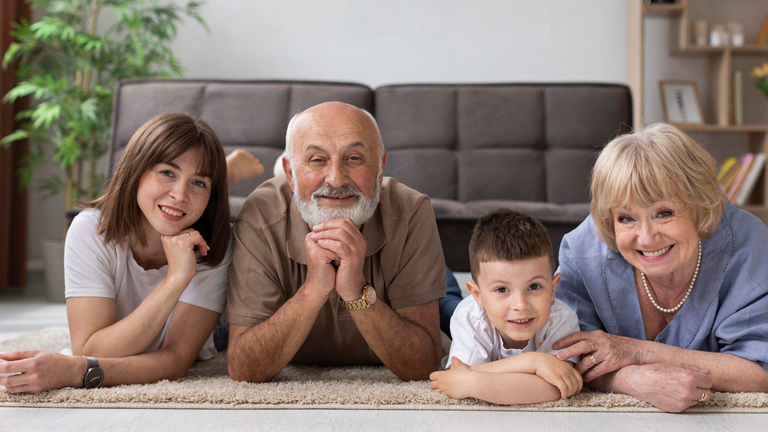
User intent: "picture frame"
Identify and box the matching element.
[659,81,704,124]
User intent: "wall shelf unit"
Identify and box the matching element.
[628,0,768,213]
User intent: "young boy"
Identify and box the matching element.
[430,209,582,404]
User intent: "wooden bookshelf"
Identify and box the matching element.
[669,123,768,133]
[629,0,768,214]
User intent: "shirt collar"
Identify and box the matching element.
[286,196,386,265]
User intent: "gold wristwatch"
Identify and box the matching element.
[339,284,377,311]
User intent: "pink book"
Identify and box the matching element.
[727,153,754,203]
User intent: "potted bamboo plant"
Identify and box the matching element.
[2,0,207,301]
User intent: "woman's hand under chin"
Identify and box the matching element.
[0,351,84,394]
[161,228,209,286]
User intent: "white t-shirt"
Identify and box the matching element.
[446,296,580,368]
[64,209,232,360]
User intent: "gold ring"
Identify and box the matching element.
[186,232,191,237]
[588,340,596,351]
[589,355,597,365]
[699,389,708,402]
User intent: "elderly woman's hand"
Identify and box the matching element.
[620,362,712,413]
[553,330,644,381]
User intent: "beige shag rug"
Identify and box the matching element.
[1,328,767,412]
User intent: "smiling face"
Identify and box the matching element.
[467,257,559,350]
[612,199,699,280]
[136,149,212,239]
[284,102,385,227]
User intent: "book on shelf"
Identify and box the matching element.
[733,71,743,126]
[726,153,754,203]
[736,153,767,206]
[717,157,737,182]
[758,12,768,44]
[720,161,742,191]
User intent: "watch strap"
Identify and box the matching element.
[340,284,374,311]
[84,356,99,370]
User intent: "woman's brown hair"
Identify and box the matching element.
[84,113,230,267]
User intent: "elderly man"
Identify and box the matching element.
[227,102,446,382]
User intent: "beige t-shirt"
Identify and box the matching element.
[227,176,447,366]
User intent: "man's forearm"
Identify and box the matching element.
[637,341,768,392]
[228,284,327,383]
[350,301,441,381]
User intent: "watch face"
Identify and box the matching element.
[366,286,377,303]
[84,368,104,389]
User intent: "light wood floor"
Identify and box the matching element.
[1,272,767,431]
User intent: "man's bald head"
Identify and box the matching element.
[284,102,384,172]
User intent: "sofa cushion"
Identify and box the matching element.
[457,87,545,149]
[433,199,590,224]
[458,149,546,202]
[375,84,631,205]
[464,200,591,224]
[383,149,457,200]
[109,80,374,183]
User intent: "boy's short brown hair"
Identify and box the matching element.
[469,209,555,281]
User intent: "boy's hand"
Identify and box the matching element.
[429,357,475,400]
[534,354,583,398]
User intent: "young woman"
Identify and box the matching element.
[0,113,261,393]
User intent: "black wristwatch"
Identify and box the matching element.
[82,356,104,389]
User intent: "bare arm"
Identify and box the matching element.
[470,351,545,374]
[555,330,768,392]
[310,217,442,381]
[67,276,189,357]
[585,362,714,413]
[349,300,442,381]
[467,352,582,399]
[68,228,210,358]
[227,281,328,383]
[0,303,219,393]
[430,357,561,404]
[227,231,339,383]
[639,342,768,392]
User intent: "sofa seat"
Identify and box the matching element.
[430,198,590,225]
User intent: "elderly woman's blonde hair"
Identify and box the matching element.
[590,123,725,251]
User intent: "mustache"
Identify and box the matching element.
[311,183,363,200]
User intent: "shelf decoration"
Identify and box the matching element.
[659,81,703,124]
[753,63,768,103]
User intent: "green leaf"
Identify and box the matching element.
[36,173,65,199]
[2,43,22,69]
[2,81,40,103]
[0,130,29,146]
[31,102,62,129]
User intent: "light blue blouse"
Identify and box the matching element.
[555,201,768,370]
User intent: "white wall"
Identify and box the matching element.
[27,0,629,267]
[169,0,628,85]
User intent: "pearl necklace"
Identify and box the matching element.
[640,239,702,314]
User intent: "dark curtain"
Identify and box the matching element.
[0,0,31,289]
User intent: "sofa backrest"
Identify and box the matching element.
[375,84,632,204]
[108,79,374,198]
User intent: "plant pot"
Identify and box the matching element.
[41,239,66,303]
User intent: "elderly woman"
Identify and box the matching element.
[553,123,768,413]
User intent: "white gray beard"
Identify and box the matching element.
[293,176,381,228]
